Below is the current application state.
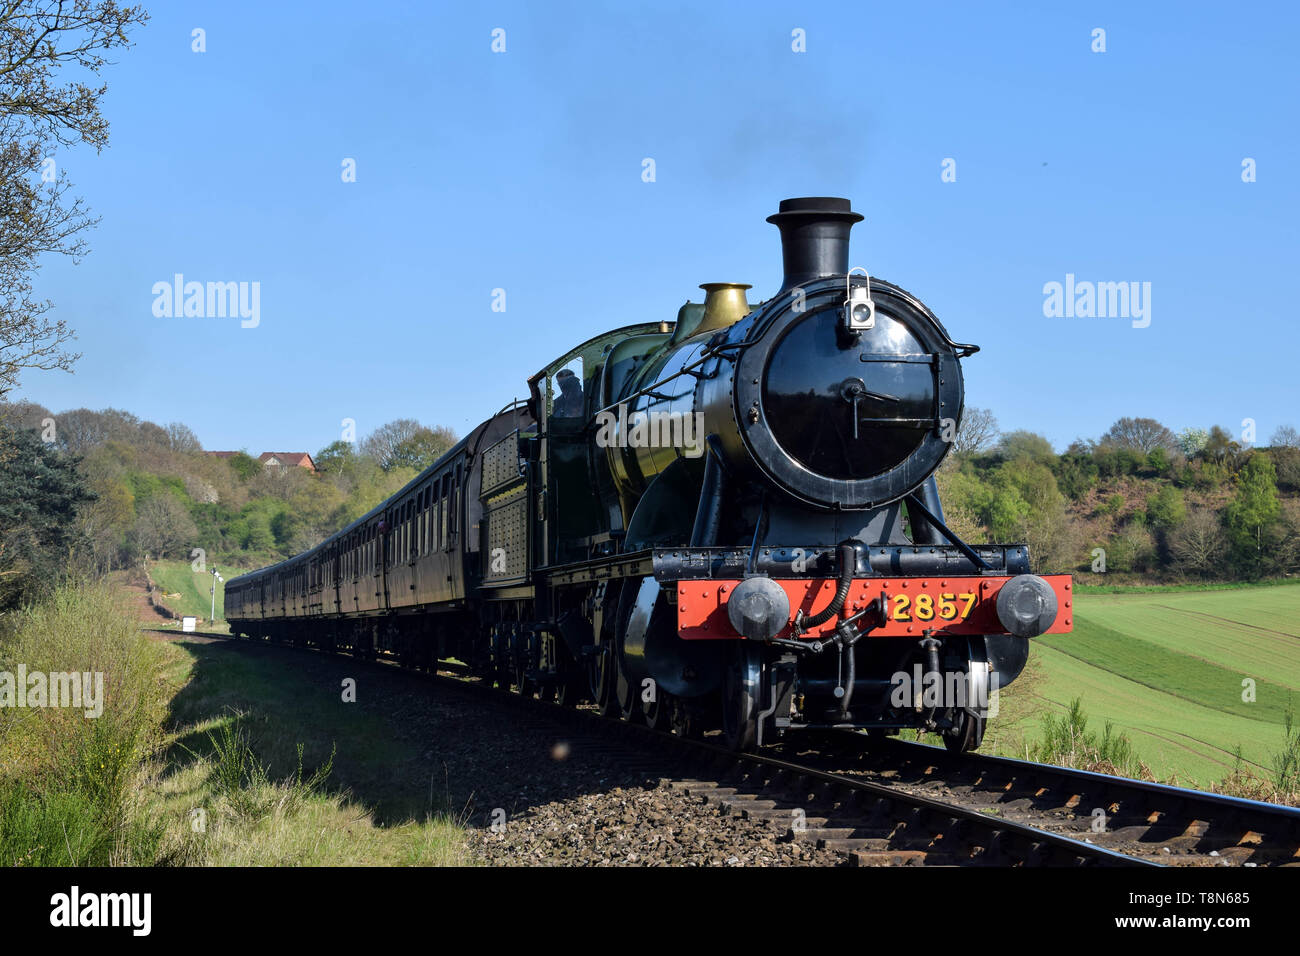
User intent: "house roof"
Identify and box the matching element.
[258,452,315,468]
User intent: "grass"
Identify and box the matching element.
[994,580,1300,791]
[0,582,172,865]
[1074,577,1300,595]
[1,580,473,866]
[145,637,473,865]
[148,559,255,633]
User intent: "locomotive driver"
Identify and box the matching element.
[553,368,584,418]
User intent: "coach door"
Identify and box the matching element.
[410,483,434,605]
[388,496,417,610]
[357,522,380,613]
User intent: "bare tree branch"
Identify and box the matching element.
[0,1,147,398]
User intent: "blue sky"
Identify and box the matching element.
[15,0,1299,456]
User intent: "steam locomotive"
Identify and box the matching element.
[225,197,1072,751]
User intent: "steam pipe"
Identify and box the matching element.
[796,541,857,631]
[689,436,727,547]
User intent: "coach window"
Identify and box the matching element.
[427,488,434,552]
[438,474,449,549]
[439,477,448,549]
[418,489,428,556]
[417,491,425,555]
[409,501,417,558]
[403,501,411,559]
[418,489,427,554]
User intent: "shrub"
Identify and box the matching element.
[0,583,171,864]
[1029,698,1148,779]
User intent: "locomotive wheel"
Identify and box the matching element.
[942,710,985,753]
[617,656,644,725]
[554,655,584,707]
[515,630,539,697]
[642,687,671,731]
[721,642,762,752]
[590,643,620,718]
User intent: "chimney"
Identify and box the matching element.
[766,197,863,294]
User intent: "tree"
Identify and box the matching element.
[166,421,201,453]
[270,509,300,552]
[131,492,197,560]
[360,418,423,470]
[315,439,357,474]
[983,458,1075,569]
[1145,446,1172,476]
[0,2,150,398]
[996,430,1055,464]
[0,422,94,607]
[1271,425,1300,450]
[1225,455,1281,575]
[952,406,998,457]
[1178,427,1209,458]
[1168,508,1226,577]
[1273,446,1300,493]
[1145,484,1186,531]
[0,397,49,429]
[243,511,274,552]
[390,425,456,472]
[74,471,133,571]
[1099,417,1178,456]
[225,451,261,481]
[1203,425,1241,466]
[1104,525,1157,574]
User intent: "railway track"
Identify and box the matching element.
[180,629,1297,866]
[789,731,1300,867]
[457,683,1154,866]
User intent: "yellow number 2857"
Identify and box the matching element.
[891,592,976,623]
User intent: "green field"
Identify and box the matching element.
[998,581,1300,787]
[149,559,256,627]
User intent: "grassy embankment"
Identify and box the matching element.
[992,579,1300,796]
[0,581,470,865]
[147,558,256,634]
